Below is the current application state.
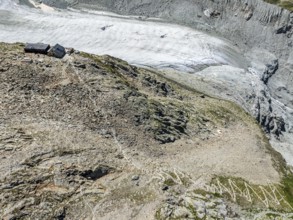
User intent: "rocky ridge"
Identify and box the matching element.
[0,43,293,219]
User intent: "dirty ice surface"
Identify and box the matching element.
[0,0,247,72]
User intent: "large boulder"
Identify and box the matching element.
[48,44,66,58]
[24,43,50,54]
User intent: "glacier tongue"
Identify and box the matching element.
[0,0,247,72]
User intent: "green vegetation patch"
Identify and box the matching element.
[210,175,293,212]
[264,0,293,11]
[0,42,24,53]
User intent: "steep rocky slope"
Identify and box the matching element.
[1,43,293,219]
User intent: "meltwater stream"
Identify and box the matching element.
[0,0,247,72]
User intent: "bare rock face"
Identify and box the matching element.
[1,43,293,219]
